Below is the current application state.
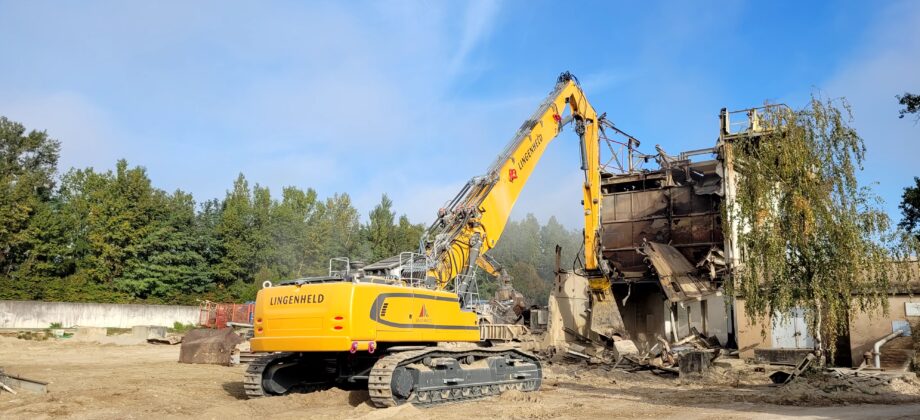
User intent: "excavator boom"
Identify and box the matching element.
[424,72,607,294]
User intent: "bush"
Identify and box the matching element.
[171,322,196,333]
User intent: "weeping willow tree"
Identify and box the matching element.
[725,96,918,360]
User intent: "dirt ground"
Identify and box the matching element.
[2,337,920,420]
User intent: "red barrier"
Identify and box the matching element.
[198,301,254,329]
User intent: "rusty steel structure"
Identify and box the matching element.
[597,106,784,289]
[599,154,725,289]
[580,105,783,349]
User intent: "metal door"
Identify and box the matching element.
[772,308,814,349]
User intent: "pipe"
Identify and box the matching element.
[873,330,904,369]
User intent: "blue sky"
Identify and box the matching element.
[1,1,918,228]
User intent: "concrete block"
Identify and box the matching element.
[73,327,108,341]
[132,325,167,340]
[753,348,813,366]
[713,357,746,370]
[679,351,713,377]
[612,339,639,358]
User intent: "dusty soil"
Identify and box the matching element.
[2,336,920,419]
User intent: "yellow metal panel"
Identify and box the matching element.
[251,281,479,353]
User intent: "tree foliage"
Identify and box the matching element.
[0,115,581,306]
[488,214,581,304]
[0,117,60,276]
[726,97,916,356]
[900,177,920,238]
[897,92,920,121]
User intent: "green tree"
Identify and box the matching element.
[10,160,178,302]
[304,193,365,274]
[213,174,256,286]
[509,261,549,305]
[271,186,319,278]
[487,213,580,305]
[539,216,580,278]
[0,197,74,299]
[726,97,916,359]
[393,215,424,254]
[897,92,920,121]
[366,194,397,261]
[59,162,161,292]
[899,177,920,239]
[196,198,224,278]
[118,191,212,303]
[0,117,60,276]
[251,184,275,280]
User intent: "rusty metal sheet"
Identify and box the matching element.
[641,241,717,303]
[601,158,725,283]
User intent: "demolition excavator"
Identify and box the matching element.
[245,72,625,407]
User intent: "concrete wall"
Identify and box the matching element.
[545,273,592,348]
[848,296,919,367]
[734,298,772,359]
[703,295,730,347]
[0,300,199,329]
[736,296,920,367]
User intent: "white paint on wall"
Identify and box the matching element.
[0,300,199,329]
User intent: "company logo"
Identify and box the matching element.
[516,134,543,172]
[418,304,430,319]
[269,293,324,305]
[508,168,518,182]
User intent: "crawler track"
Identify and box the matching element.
[368,347,541,408]
[243,352,290,398]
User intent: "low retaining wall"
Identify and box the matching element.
[0,300,199,329]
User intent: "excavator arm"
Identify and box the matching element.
[422,72,610,300]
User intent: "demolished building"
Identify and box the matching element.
[600,146,730,351]
[553,106,919,370]
[578,107,775,353]
[543,107,766,359]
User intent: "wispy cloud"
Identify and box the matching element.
[448,0,500,78]
[823,0,920,220]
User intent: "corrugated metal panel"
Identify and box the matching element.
[641,241,717,303]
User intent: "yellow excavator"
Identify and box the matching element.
[246,72,623,407]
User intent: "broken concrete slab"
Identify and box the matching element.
[132,325,167,341]
[612,339,640,359]
[0,369,48,394]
